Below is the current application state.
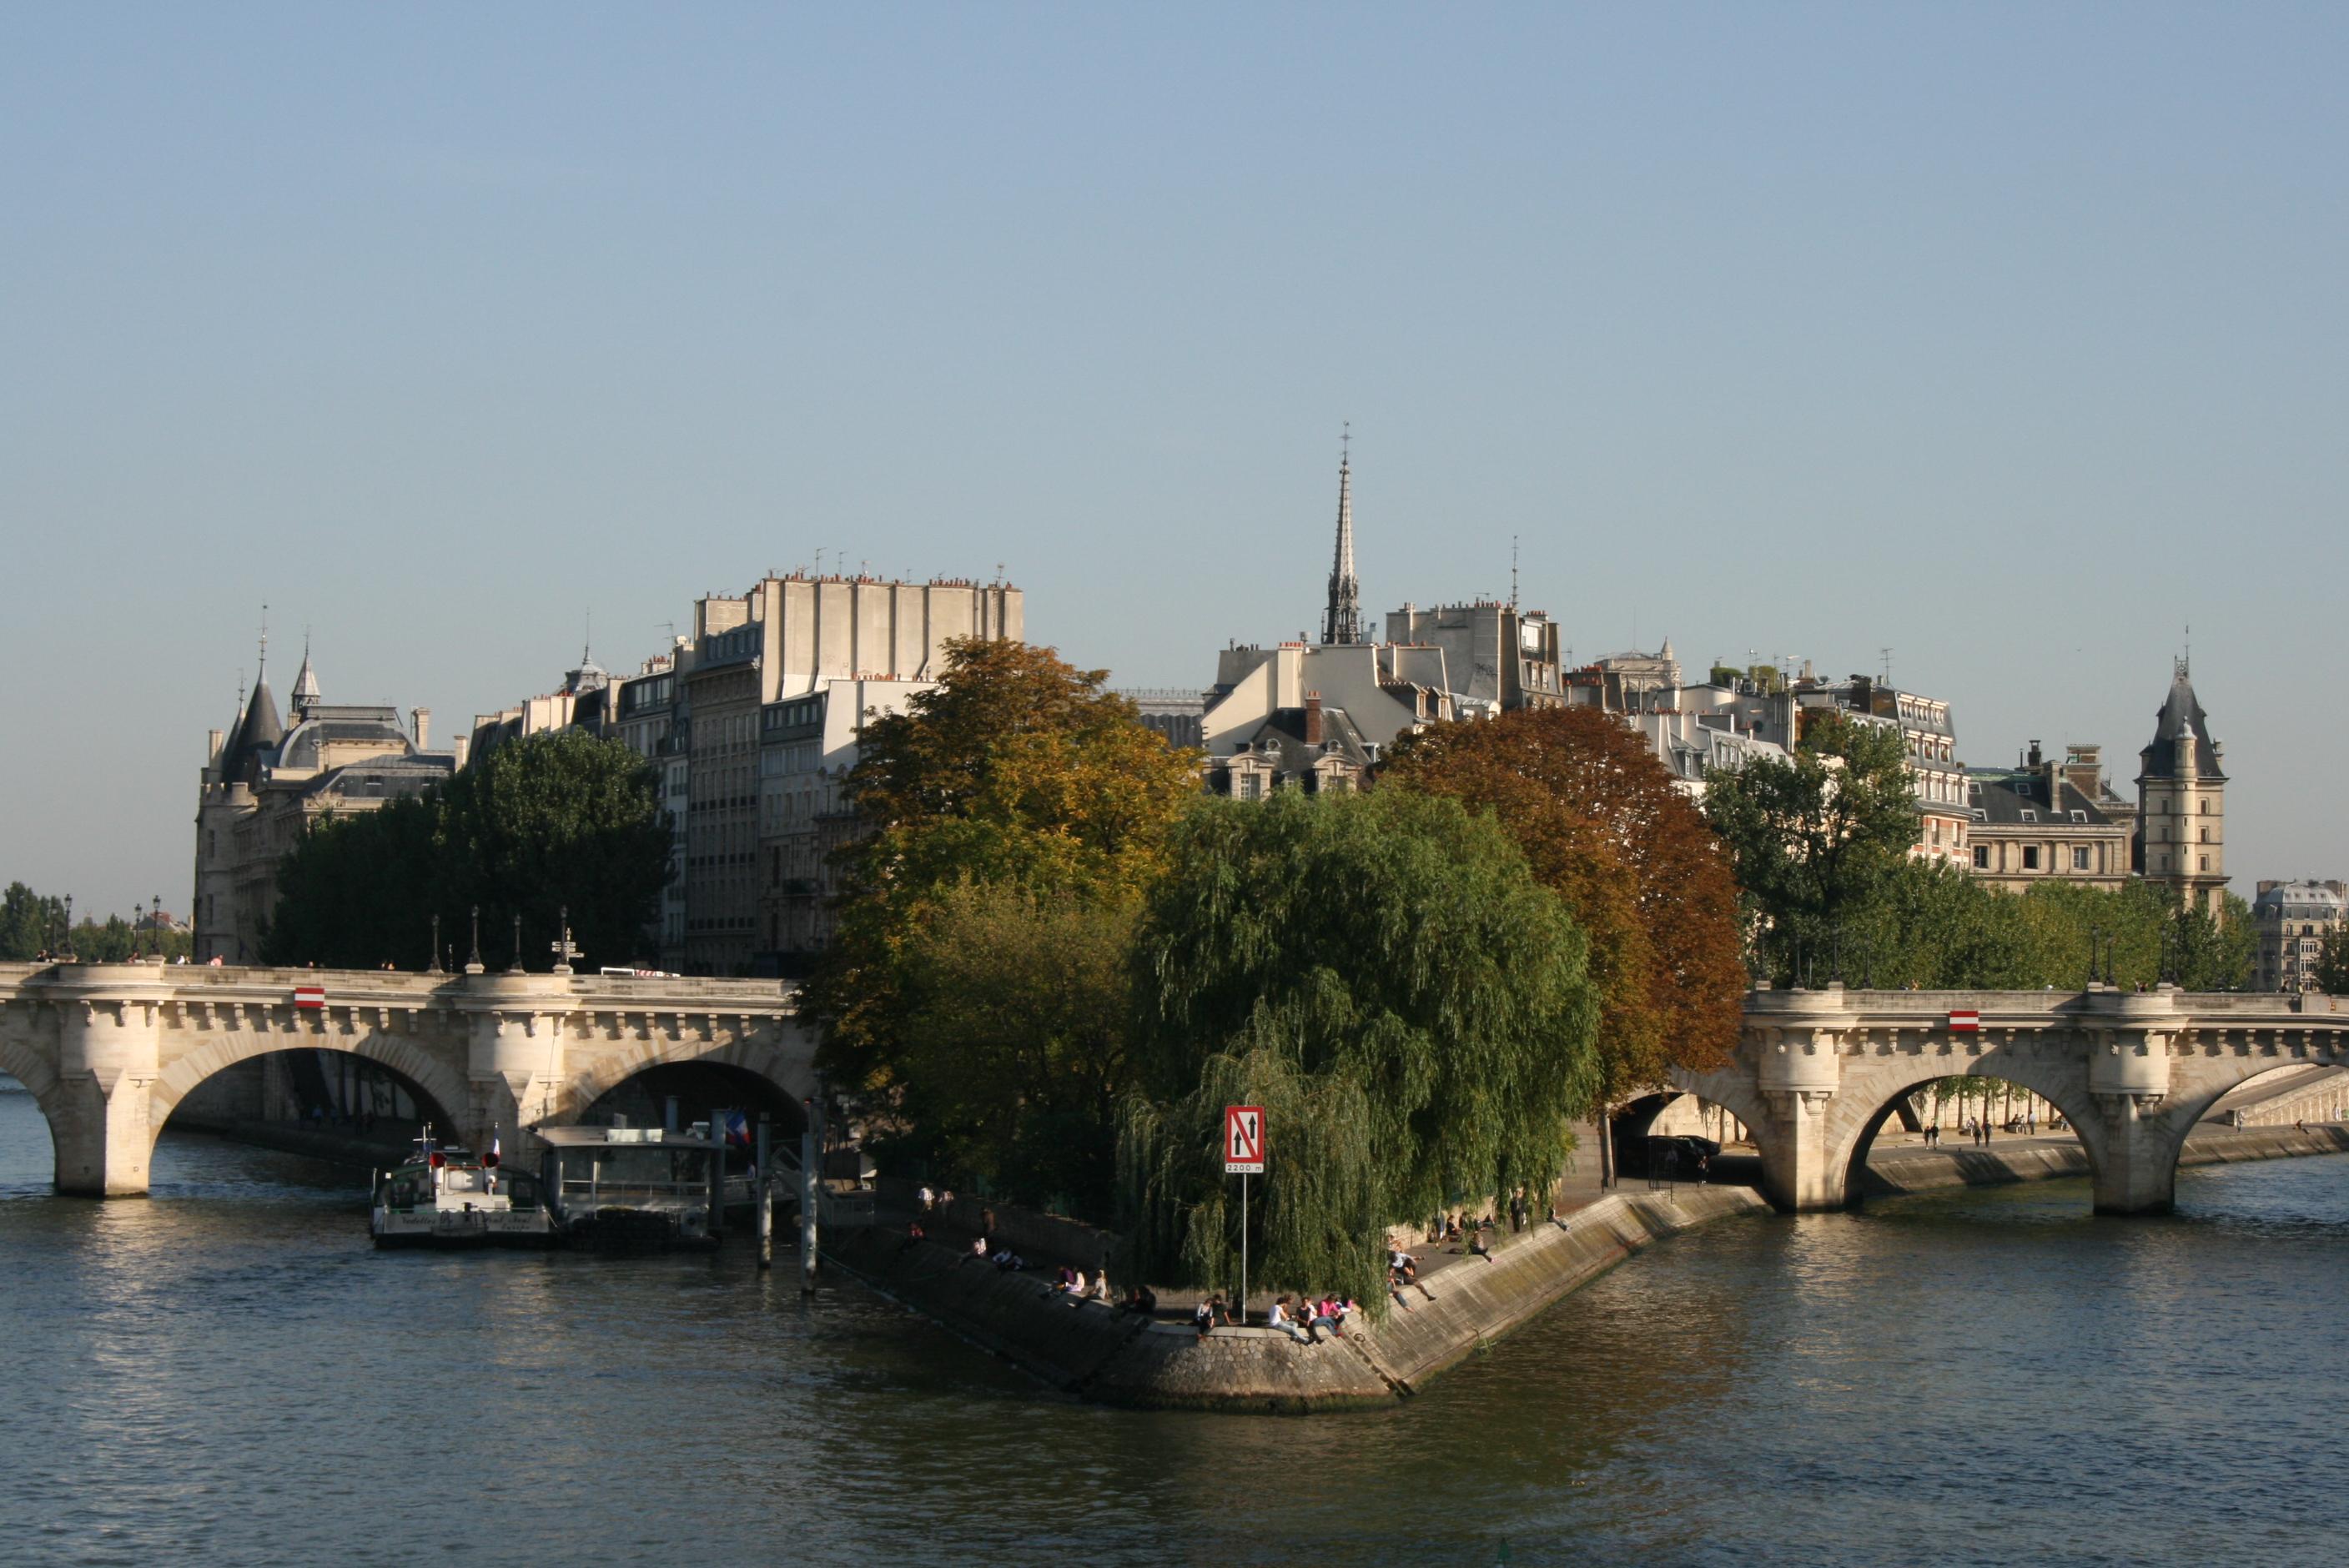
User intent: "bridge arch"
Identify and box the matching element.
[1826,1061,2111,1209]
[546,1028,816,1130]
[150,1030,471,1141]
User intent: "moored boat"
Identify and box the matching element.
[370,1129,552,1249]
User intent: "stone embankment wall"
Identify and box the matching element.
[1862,1123,2349,1198]
[828,1184,1768,1414]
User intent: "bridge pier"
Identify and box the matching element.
[53,977,166,1197]
[1753,988,1850,1212]
[2086,1012,2182,1215]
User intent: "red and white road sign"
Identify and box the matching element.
[1947,1009,1980,1033]
[294,984,325,1011]
[1224,1104,1265,1174]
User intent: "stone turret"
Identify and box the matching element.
[2134,659,2228,917]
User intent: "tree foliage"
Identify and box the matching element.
[0,885,194,962]
[1386,706,1747,1109]
[264,728,671,970]
[1829,862,2252,991]
[1702,710,1919,983]
[806,638,1199,1216]
[0,882,70,960]
[2315,925,2349,996]
[1117,788,1599,1309]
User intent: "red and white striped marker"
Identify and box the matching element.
[293,984,325,1011]
[1947,1009,1980,1033]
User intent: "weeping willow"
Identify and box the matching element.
[1115,788,1601,1311]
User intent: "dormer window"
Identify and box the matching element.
[2020,809,2036,822]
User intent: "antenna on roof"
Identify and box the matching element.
[2181,621,2191,678]
[583,608,593,663]
[1880,646,1893,684]
[258,603,269,677]
[1511,535,1519,613]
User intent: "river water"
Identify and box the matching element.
[2,1083,2342,1567]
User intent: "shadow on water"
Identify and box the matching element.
[3,1082,2346,1565]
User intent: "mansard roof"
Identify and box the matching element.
[274,707,415,772]
[2139,666,2226,782]
[1964,769,2125,828]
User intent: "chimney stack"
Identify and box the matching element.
[207,728,224,766]
[1304,691,1324,745]
[412,707,432,751]
[451,733,470,769]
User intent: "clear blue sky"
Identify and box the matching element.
[5,5,2344,921]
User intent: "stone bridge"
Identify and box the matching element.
[1668,984,2349,1214]
[0,963,814,1195]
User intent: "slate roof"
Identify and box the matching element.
[275,711,415,771]
[1964,768,2126,828]
[219,677,284,782]
[2252,882,2346,921]
[1219,704,1375,783]
[2140,668,2226,781]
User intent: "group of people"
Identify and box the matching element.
[1048,1264,1114,1305]
[1920,1109,2049,1148]
[1266,1294,1356,1344]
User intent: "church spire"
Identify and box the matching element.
[1322,425,1362,646]
[289,630,320,717]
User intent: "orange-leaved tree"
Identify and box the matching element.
[1385,706,1746,1186]
[804,636,1199,1215]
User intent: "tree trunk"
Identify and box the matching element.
[1597,1100,1615,1190]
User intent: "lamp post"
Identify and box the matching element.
[428,913,443,974]
[59,895,74,962]
[507,912,524,974]
[153,892,163,962]
[465,905,484,975]
[2087,925,2105,991]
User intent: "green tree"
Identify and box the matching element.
[264,729,670,970]
[1117,788,1600,1311]
[883,882,1138,1209]
[0,882,68,960]
[806,637,1199,1216]
[1386,706,1747,1187]
[1703,710,1918,983]
[2315,925,2349,995]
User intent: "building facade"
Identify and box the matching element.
[681,574,1023,973]
[1964,742,2134,892]
[1387,601,1566,713]
[2251,880,2344,993]
[193,647,451,963]
[757,678,933,971]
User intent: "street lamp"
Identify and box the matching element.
[507,912,524,974]
[428,913,443,973]
[465,905,484,974]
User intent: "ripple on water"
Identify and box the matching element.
[3,1093,2347,1563]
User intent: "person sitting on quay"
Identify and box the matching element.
[1084,1271,1114,1305]
[970,1235,989,1259]
[1055,1264,1079,1294]
[1466,1221,1496,1264]
[1194,1294,1220,1338]
[1122,1284,1158,1317]
[1308,1296,1348,1339]
[1267,1296,1311,1344]
[901,1219,926,1253]
[991,1246,1028,1271]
